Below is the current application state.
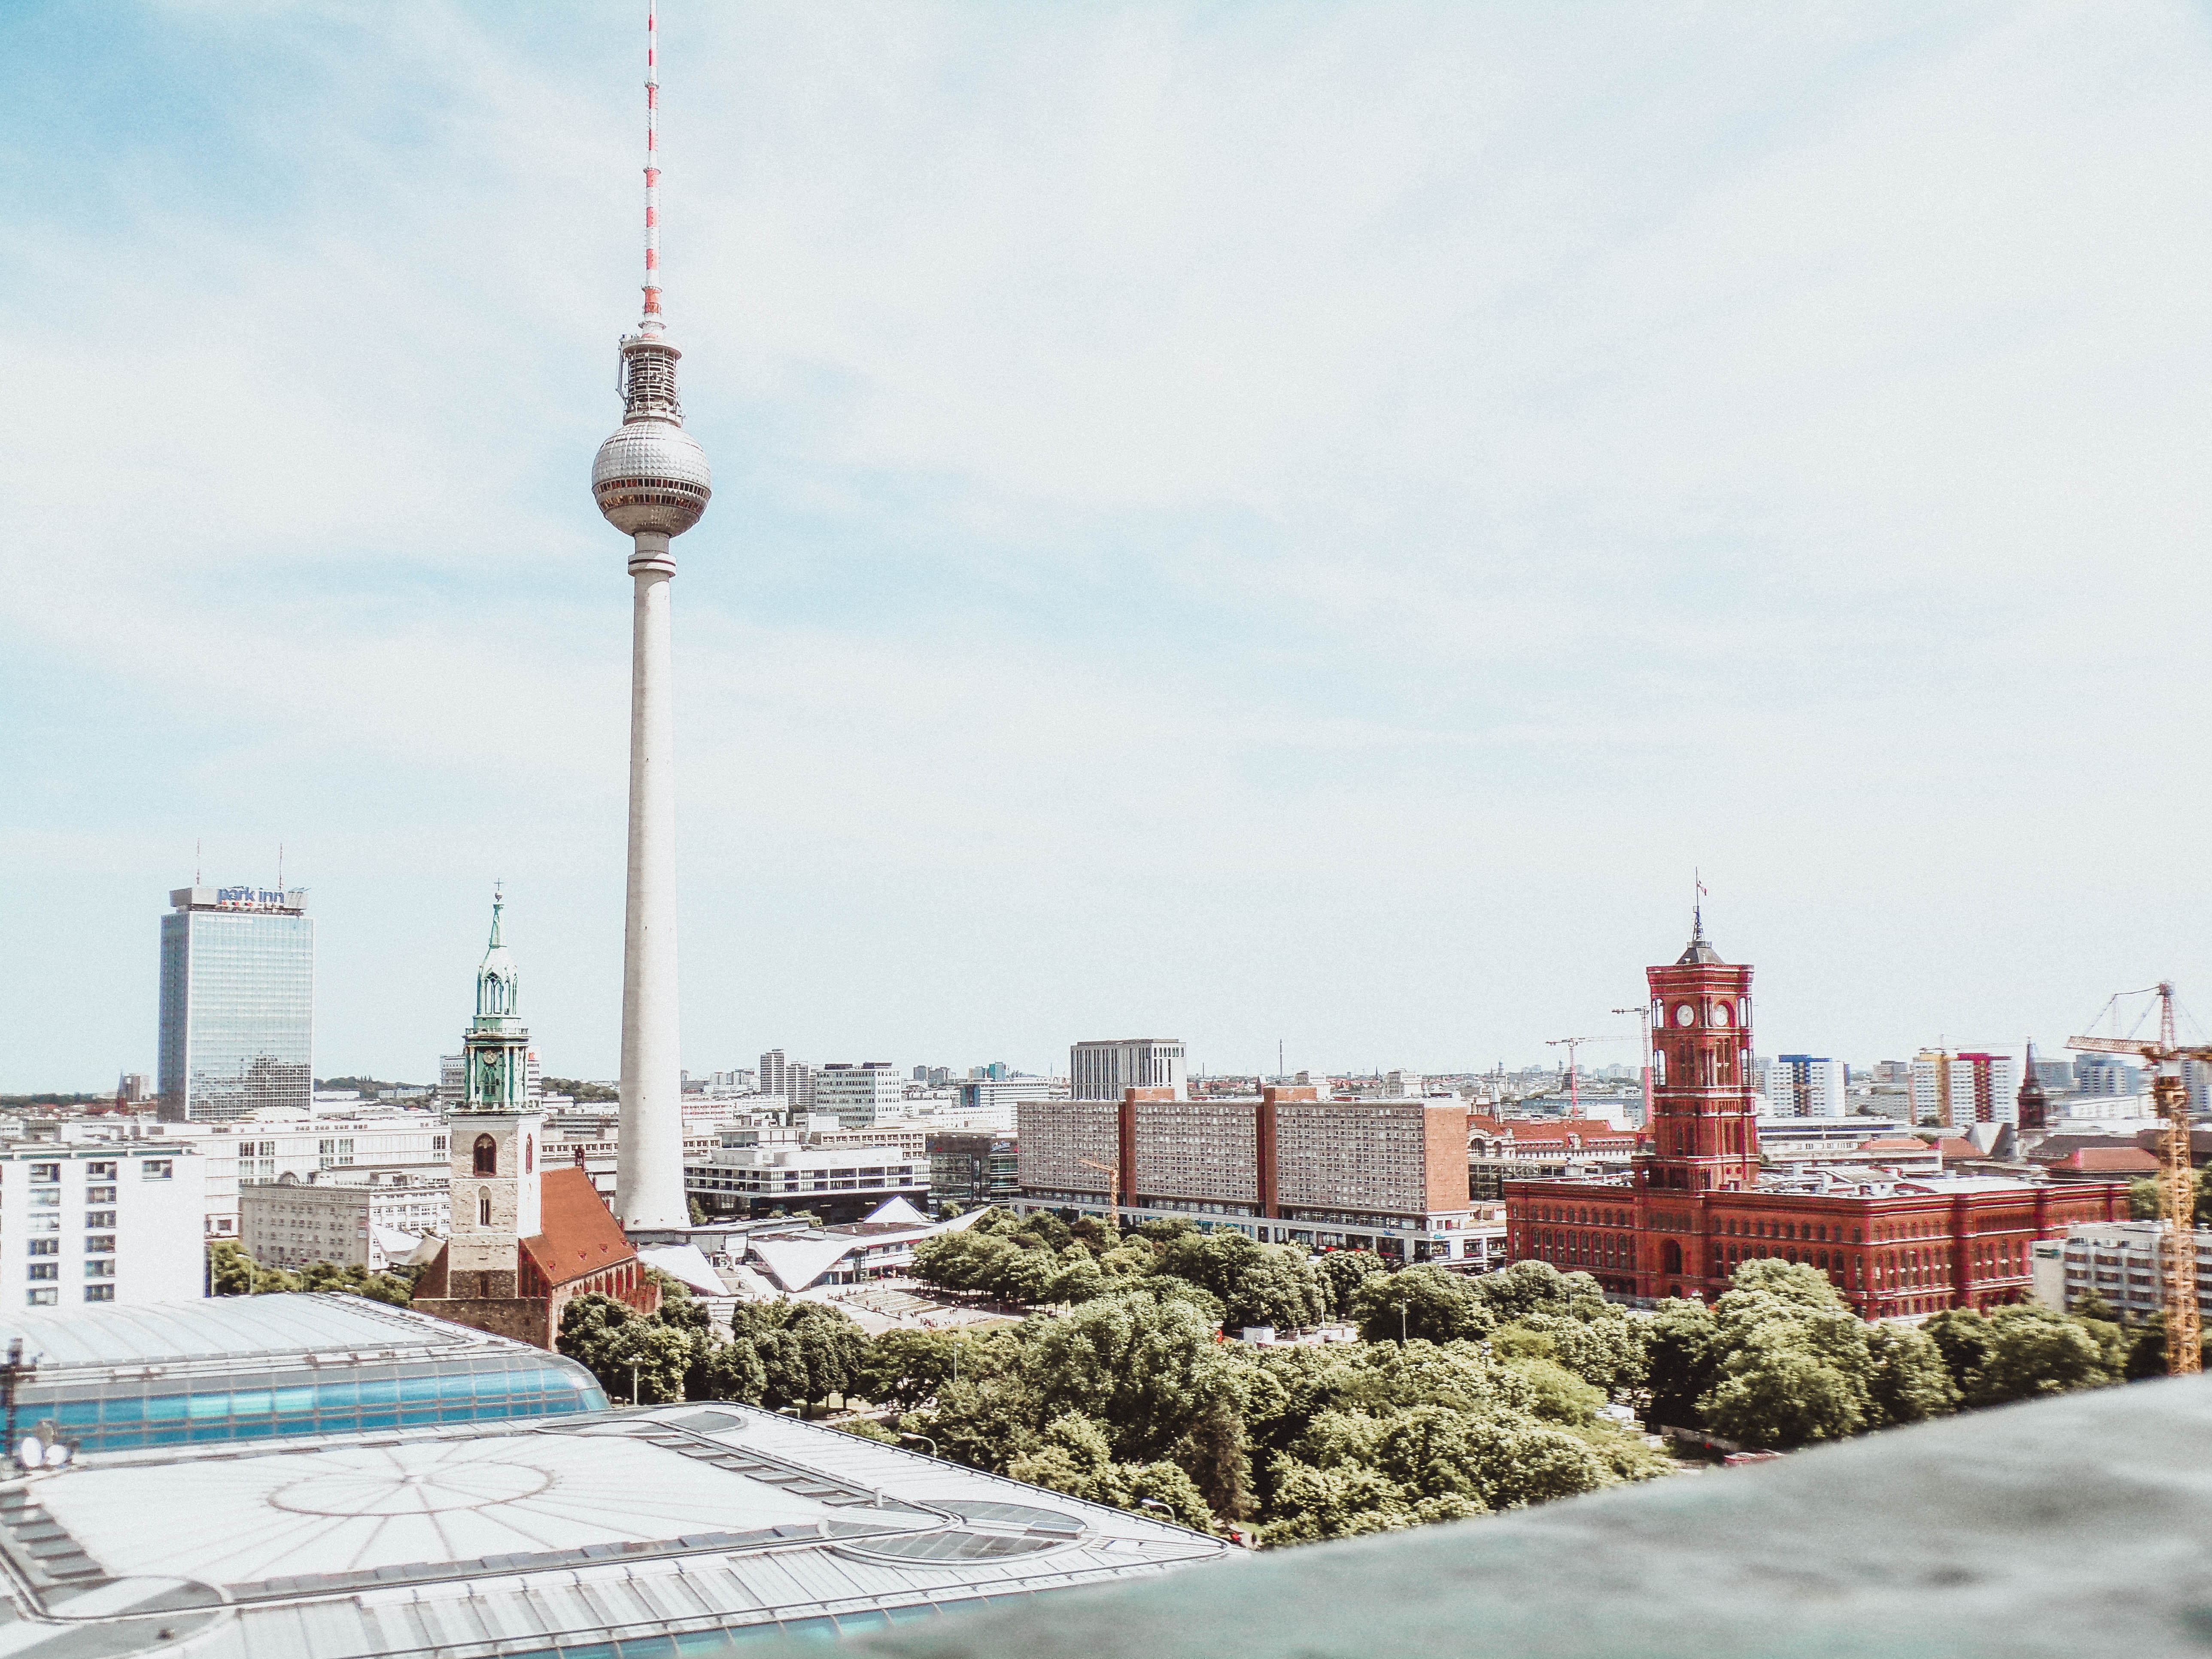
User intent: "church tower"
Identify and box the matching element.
[445,890,544,1297]
[2018,1039,2051,1131]
[1641,910,1760,1192]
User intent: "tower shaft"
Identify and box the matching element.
[617,533,685,1226]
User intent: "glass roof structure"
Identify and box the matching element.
[0,1294,607,1452]
[0,1403,1230,1658]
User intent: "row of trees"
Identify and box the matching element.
[207,1240,418,1303]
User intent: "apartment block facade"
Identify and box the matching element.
[1017,1086,1480,1263]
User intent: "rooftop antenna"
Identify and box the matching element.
[1692,868,1708,942]
[194,839,202,886]
[277,843,285,890]
[643,0,662,327]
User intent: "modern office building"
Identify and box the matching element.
[814,1061,903,1128]
[1504,924,2128,1314]
[1768,1054,1847,1118]
[238,1170,447,1271]
[157,884,314,1122]
[0,1398,1227,1657]
[930,1130,1020,1212]
[1071,1038,1187,1101]
[1017,1087,1478,1262]
[0,1294,606,1454]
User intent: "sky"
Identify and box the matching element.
[4,0,2212,1091]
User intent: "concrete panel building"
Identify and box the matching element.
[1017,1087,1479,1264]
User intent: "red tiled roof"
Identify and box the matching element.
[522,1166,638,1289]
[1857,1136,1934,1153]
[1933,1137,1983,1160]
[2053,1147,2160,1174]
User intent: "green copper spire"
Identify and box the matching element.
[462,884,531,1113]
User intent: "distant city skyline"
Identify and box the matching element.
[7,4,2212,1089]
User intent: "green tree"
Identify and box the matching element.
[1151,1232,1327,1333]
[1923,1305,2117,1407]
[1313,1249,1387,1319]
[1864,1322,1959,1426]
[1695,1262,1880,1449]
[1639,1296,1719,1430]
[1005,1413,1216,1531]
[853,1328,971,1410]
[1028,1289,1235,1459]
[1468,1260,1604,1321]
[1349,1265,1491,1345]
[735,1301,872,1413]
[208,1240,258,1296]
[2128,1171,2212,1226]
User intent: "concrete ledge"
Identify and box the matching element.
[807,1376,2212,1658]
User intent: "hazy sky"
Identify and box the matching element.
[5,1,2211,1091]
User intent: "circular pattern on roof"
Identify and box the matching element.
[271,1459,553,1516]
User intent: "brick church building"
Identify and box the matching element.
[1503,921,2127,1316]
[412,896,658,1348]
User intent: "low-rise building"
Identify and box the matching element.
[686,1135,929,1225]
[2031,1221,2212,1323]
[238,1170,448,1270]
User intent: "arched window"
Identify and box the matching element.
[477,1187,492,1227]
[473,1134,497,1176]
[1662,1238,1683,1275]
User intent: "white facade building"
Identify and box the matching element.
[2032,1221,2212,1323]
[0,1143,205,1307]
[1070,1039,1186,1102]
[1768,1056,1848,1118]
[812,1063,903,1129]
[239,1171,449,1271]
[155,1112,450,1240]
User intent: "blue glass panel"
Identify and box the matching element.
[883,1606,939,1625]
[775,1619,836,1644]
[674,1634,736,1656]
[272,1387,316,1414]
[100,1397,143,1425]
[356,1412,398,1430]
[144,1395,189,1423]
[834,1611,890,1634]
[229,1391,273,1417]
[356,1381,399,1407]
[562,1646,618,1659]
[614,1639,677,1659]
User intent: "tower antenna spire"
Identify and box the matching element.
[1692,868,1707,942]
[642,0,663,329]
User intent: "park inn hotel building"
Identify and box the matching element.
[1504,925,2127,1315]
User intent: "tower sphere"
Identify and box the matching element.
[593,413,712,539]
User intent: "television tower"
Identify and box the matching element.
[592,0,711,1229]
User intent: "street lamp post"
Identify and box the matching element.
[900,1433,939,1459]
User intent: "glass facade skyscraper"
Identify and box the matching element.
[158,885,314,1122]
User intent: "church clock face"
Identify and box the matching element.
[1711,1002,1732,1027]
[1674,1003,1696,1027]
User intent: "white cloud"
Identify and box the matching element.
[5,0,2212,1088]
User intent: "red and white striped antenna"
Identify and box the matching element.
[641,0,664,328]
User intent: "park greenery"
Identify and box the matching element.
[211,1209,2172,1548]
[207,1239,419,1303]
[2129,1170,2212,1225]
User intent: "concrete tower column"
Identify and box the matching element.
[617,532,686,1227]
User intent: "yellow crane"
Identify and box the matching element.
[1077,1155,1121,1236]
[2068,981,2203,1376]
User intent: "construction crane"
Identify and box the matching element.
[1612,1006,1654,1126]
[2069,981,2203,1376]
[1077,1155,1121,1235]
[1546,1037,1594,1116]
